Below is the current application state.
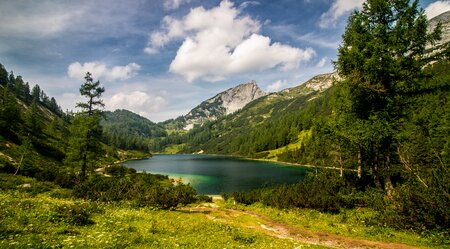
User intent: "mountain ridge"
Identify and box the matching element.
[165,80,267,130]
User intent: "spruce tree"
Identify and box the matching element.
[333,0,441,195]
[66,72,105,179]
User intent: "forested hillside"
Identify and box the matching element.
[0,65,154,179]
[175,72,338,158]
[102,109,167,151]
[0,63,70,178]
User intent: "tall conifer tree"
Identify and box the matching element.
[333,0,441,195]
[66,72,105,179]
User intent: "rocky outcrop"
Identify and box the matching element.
[426,11,450,58]
[180,81,266,130]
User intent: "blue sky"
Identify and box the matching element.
[1,0,448,122]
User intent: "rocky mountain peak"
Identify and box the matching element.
[220,80,266,114]
[172,81,267,130]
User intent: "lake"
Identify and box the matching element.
[123,154,309,195]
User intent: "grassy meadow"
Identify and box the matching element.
[1,173,448,248]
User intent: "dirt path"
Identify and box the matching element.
[180,204,422,249]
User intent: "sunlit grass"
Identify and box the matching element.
[263,129,312,160]
[221,200,448,248]
[0,180,322,248]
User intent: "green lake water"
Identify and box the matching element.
[123,154,308,195]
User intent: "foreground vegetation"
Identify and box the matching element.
[2,173,449,248]
[0,174,324,249]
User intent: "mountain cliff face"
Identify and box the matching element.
[279,72,339,98]
[171,81,267,130]
[427,11,450,56]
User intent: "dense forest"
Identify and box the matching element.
[101,109,167,151]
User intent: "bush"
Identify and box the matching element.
[226,171,361,212]
[105,165,136,176]
[73,173,198,209]
[49,203,94,226]
[376,180,450,231]
[196,195,213,203]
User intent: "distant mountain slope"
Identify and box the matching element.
[164,81,266,130]
[102,109,167,151]
[179,72,339,157]
[102,109,166,138]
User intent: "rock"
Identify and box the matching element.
[179,81,267,130]
[21,183,31,188]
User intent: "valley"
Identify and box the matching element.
[1,3,449,249]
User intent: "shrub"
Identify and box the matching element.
[376,180,450,231]
[227,171,361,212]
[105,164,136,176]
[49,203,94,226]
[73,173,198,209]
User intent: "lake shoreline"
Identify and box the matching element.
[124,154,309,195]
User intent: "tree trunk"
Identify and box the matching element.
[14,154,24,175]
[81,153,87,179]
[357,145,362,179]
[384,155,394,197]
[373,157,382,189]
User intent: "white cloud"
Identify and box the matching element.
[267,80,287,92]
[163,0,191,10]
[105,91,167,119]
[239,1,260,9]
[425,1,450,19]
[316,57,328,67]
[67,62,141,82]
[0,3,83,37]
[319,0,365,28]
[146,0,315,82]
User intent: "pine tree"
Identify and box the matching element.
[0,64,8,86]
[333,0,441,195]
[66,72,105,179]
[76,72,105,116]
[31,84,41,101]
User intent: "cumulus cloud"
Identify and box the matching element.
[105,91,167,118]
[67,62,141,81]
[319,0,365,28]
[425,1,450,19]
[267,80,287,92]
[146,0,315,82]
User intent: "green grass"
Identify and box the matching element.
[0,174,323,248]
[1,174,447,248]
[162,143,186,154]
[221,200,449,248]
[262,129,312,160]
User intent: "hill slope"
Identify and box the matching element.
[102,109,167,151]
[176,72,339,158]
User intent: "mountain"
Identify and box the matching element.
[426,11,450,57]
[164,81,266,131]
[170,72,339,156]
[102,109,167,151]
[102,109,167,138]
